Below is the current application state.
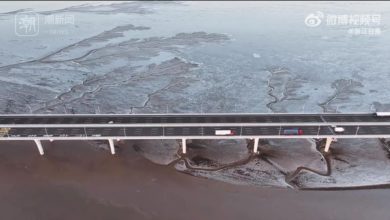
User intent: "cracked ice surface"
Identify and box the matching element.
[2,1,390,114]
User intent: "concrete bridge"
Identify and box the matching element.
[1,113,390,155]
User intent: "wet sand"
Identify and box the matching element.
[0,141,389,220]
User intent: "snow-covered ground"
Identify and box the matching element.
[1,1,390,189]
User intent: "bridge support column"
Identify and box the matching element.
[108,139,115,155]
[182,138,187,154]
[324,137,332,152]
[253,138,260,153]
[34,139,44,156]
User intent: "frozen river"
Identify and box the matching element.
[0,1,390,189]
[1,1,390,114]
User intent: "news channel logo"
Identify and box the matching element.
[15,12,40,36]
[304,11,324,27]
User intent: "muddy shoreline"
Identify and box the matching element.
[0,140,390,220]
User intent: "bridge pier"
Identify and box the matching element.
[324,137,332,152]
[182,138,187,154]
[253,138,260,153]
[108,139,115,155]
[34,139,44,155]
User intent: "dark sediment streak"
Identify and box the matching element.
[285,139,332,188]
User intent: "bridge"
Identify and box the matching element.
[1,113,390,156]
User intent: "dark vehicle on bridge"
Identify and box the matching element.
[282,128,303,135]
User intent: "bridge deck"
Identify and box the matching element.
[1,113,390,155]
[0,113,389,125]
[1,125,390,139]
[1,113,390,140]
